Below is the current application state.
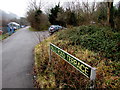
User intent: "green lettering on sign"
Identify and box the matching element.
[50,43,92,78]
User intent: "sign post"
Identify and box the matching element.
[49,43,96,88]
[49,44,52,62]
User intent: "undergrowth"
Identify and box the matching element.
[34,25,120,88]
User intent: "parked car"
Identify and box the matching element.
[20,25,26,28]
[48,25,62,35]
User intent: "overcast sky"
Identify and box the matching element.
[0,0,120,17]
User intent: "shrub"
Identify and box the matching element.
[56,25,120,61]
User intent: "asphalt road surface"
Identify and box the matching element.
[2,27,49,88]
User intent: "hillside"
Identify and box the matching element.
[34,25,120,88]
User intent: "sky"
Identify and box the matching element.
[0,0,120,17]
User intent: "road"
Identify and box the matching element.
[2,27,49,88]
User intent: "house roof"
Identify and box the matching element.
[8,22,20,26]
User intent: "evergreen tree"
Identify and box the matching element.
[68,12,77,26]
[49,4,60,25]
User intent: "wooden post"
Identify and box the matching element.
[49,44,51,63]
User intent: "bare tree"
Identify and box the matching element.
[26,0,49,30]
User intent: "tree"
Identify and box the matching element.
[96,2,107,23]
[26,0,42,30]
[18,17,29,25]
[114,1,120,30]
[56,7,67,26]
[68,11,78,26]
[26,0,49,30]
[48,3,61,25]
[106,0,114,28]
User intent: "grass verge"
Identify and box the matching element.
[34,25,120,88]
[0,29,21,40]
[0,33,9,40]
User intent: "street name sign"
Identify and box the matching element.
[49,43,96,80]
